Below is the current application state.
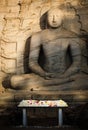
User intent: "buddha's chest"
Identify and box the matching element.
[42,38,69,56]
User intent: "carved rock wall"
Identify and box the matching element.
[0,0,88,85]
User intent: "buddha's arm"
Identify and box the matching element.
[60,41,81,78]
[29,33,46,77]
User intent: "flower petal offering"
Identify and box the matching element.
[18,99,68,107]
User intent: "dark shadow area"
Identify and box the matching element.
[65,45,73,69]
[40,12,47,30]
[0,103,88,129]
[77,103,88,129]
[38,45,46,71]
[28,117,58,127]
[23,36,32,73]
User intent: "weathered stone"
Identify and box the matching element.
[77,7,88,15]
[64,16,81,34]
[51,0,65,6]
[79,0,88,7]
[0,5,19,14]
[1,57,16,73]
[4,13,19,19]
[1,40,17,58]
[7,5,20,13]
[21,18,36,29]
[69,0,80,6]
[6,0,19,6]
[4,18,20,31]
[0,6,8,13]
[0,0,7,5]
[80,15,88,32]
[0,19,6,33]
[17,39,27,53]
[21,0,32,4]
[16,55,24,67]
[20,4,30,17]
[16,66,25,74]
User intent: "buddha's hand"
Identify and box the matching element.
[44,72,56,80]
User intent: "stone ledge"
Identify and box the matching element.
[0,89,88,104]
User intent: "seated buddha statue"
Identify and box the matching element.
[10,6,88,91]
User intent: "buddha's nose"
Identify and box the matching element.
[52,15,56,23]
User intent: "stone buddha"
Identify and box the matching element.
[10,7,88,91]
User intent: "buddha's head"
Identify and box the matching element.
[47,7,64,28]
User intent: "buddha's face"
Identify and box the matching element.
[47,8,64,28]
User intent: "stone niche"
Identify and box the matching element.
[0,0,88,111]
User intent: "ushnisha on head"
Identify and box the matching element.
[47,7,64,28]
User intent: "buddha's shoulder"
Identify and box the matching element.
[62,29,85,44]
[61,28,79,38]
[31,28,80,40]
[31,29,49,39]
[41,28,78,38]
